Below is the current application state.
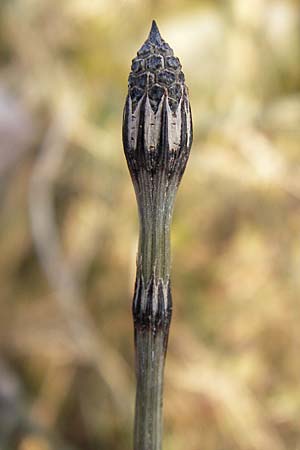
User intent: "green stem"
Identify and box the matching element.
[134,327,169,450]
[132,171,175,450]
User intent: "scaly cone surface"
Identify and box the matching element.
[129,20,187,113]
[123,20,192,190]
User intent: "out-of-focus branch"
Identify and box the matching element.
[29,97,132,415]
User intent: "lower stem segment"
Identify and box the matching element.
[134,325,170,450]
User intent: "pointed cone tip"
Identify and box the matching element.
[151,20,159,32]
[149,19,162,43]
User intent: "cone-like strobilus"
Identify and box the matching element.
[122,20,193,450]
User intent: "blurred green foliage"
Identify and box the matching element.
[0,0,300,449]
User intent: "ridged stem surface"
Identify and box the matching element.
[133,171,175,450]
[134,327,169,450]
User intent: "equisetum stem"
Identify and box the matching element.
[134,325,169,450]
[133,173,174,450]
[122,20,192,450]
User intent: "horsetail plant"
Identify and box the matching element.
[122,20,193,450]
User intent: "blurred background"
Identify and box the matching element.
[0,0,300,449]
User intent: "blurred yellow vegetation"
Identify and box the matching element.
[0,0,300,449]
